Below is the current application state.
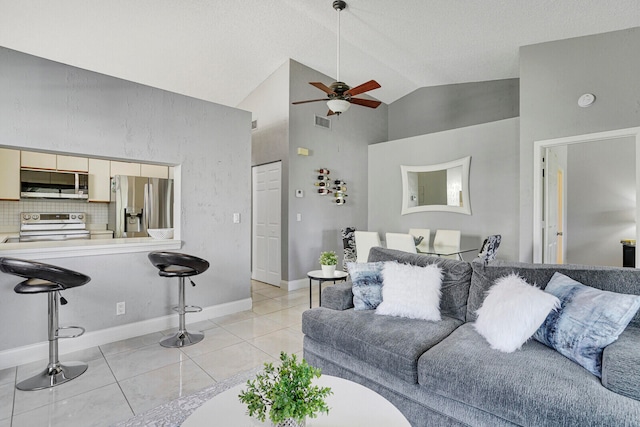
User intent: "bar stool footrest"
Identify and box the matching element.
[184,305,202,313]
[170,305,202,314]
[56,326,85,339]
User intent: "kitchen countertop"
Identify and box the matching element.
[0,236,181,260]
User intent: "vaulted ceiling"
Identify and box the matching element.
[1,1,639,108]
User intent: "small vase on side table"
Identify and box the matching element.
[321,264,336,277]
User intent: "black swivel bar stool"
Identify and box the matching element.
[148,251,210,348]
[0,257,90,391]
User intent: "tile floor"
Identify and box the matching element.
[0,280,320,427]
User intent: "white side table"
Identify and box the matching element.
[182,374,410,426]
[307,270,348,308]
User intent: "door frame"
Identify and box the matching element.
[533,127,640,265]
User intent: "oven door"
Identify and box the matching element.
[19,230,91,242]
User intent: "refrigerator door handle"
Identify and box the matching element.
[143,183,150,231]
[147,182,154,229]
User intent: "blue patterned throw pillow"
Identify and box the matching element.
[533,272,640,378]
[347,261,385,310]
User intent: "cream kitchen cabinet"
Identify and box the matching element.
[110,161,141,177]
[140,164,169,179]
[0,148,21,200]
[57,155,89,172]
[21,151,56,170]
[89,158,111,202]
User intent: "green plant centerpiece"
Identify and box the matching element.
[239,352,332,427]
[318,251,337,266]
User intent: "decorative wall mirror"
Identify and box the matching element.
[401,156,471,215]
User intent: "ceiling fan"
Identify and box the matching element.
[292,0,381,116]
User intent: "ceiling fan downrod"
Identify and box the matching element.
[333,1,346,83]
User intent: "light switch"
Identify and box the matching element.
[297,213,302,222]
[233,213,240,223]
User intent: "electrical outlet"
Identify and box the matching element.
[116,301,125,315]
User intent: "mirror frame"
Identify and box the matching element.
[400,156,471,215]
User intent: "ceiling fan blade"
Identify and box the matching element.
[292,99,328,105]
[350,98,382,109]
[345,80,381,97]
[327,110,336,116]
[310,82,336,95]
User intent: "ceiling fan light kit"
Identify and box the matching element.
[327,99,351,114]
[292,1,381,116]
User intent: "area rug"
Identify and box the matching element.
[112,366,263,427]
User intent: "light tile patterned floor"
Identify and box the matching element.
[0,280,319,427]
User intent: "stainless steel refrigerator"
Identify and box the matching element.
[108,175,174,238]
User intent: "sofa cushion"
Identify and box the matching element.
[468,260,640,328]
[602,326,640,401]
[418,323,640,426]
[533,272,640,378]
[368,247,472,322]
[302,307,462,384]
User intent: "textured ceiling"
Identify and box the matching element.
[1,0,639,107]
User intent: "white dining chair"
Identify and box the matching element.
[385,233,417,253]
[433,229,461,259]
[409,228,431,253]
[354,231,382,263]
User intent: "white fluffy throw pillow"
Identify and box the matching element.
[376,262,443,321]
[474,273,560,353]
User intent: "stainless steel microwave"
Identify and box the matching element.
[20,169,89,200]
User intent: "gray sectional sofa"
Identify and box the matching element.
[301,247,640,426]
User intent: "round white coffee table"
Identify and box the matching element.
[182,374,410,426]
[307,270,349,308]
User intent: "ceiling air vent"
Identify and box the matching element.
[251,119,258,130]
[314,115,331,130]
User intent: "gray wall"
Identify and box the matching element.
[238,59,388,282]
[566,137,636,267]
[519,27,640,262]
[0,47,251,350]
[287,60,388,280]
[368,118,520,261]
[388,79,519,140]
[238,61,290,280]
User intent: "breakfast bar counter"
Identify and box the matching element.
[0,237,181,260]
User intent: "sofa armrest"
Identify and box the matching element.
[602,326,640,401]
[320,281,354,310]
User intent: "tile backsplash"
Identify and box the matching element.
[0,200,108,230]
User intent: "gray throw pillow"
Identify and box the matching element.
[534,272,640,377]
[346,261,385,310]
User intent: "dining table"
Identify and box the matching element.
[418,245,477,261]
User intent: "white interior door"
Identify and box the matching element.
[252,162,281,286]
[544,149,565,264]
[544,150,558,263]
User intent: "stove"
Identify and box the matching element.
[19,212,90,242]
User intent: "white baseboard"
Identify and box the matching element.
[0,298,252,370]
[281,278,307,292]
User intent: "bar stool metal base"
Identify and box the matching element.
[16,361,88,391]
[160,330,204,348]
